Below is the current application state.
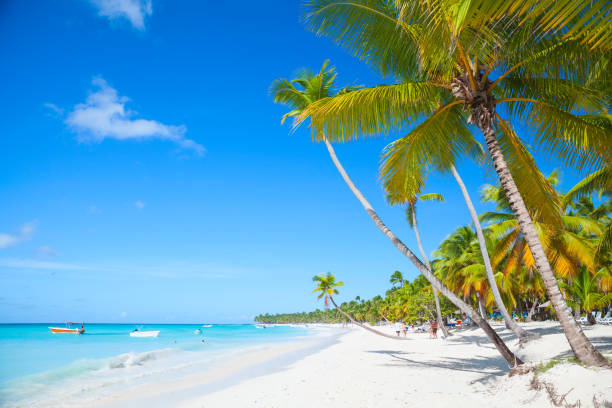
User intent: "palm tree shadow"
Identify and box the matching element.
[366,349,508,383]
[444,326,519,348]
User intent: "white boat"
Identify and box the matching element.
[255,324,265,329]
[129,330,159,338]
[194,329,202,334]
[201,324,213,328]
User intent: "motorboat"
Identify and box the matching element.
[49,322,85,334]
[129,330,159,338]
[194,329,202,334]
[201,324,213,328]
[255,324,265,329]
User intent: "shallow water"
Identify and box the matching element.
[0,323,319,407]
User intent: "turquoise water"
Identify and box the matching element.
[0,323,319,407]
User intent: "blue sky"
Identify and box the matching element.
[0,0,582,323]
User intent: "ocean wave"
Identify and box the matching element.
[0,347,183,407]
[107,348,176,369]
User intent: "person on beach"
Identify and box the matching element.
[430,319,439,339]
[394,321,404,336]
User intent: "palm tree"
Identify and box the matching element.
[562,267,612,325]
[312,273,409,340]
[482,174,601,283]
[564,168,612,262]
[387,191,449,337]
[450,166,536,342]
[301,1,610,366]
[435,226,489,313]
[273,61,522,365]
[389,270,405,288]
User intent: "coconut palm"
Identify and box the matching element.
[435,226,489,312]
[482,174,602,283]
[387,191,449,337]
[561,267,612,324]
[312,273,343,309]
[564,169,612,261]
[273,61,522,365]
[313,273,409,340]
[301,0,610,366]
[389,270,405,288]
[450,166,536,341]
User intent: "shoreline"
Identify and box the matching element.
[8,322,610,407]
[90,327,346,408]
[178,321,611,408]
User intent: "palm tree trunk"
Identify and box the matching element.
[477,293,487,319]
[379,312,391,324]
[323,138,522,366]
[328,297,409,340]
[410,206,450,337]
[480,123,609,367]
[526,300,538,322]
[450,165,536,343]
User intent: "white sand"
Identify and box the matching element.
[179,322,612,408]
[90,322,612,407]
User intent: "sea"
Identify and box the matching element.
[0,323,324,407]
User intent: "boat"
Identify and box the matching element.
[194,329,202,334]
[201,324,213,328]
[49,322,85,334]
[255,324,265,329]
[129,330,159,338]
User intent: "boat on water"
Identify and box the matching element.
[129,330,159,338]
[49,322,85,334]
[201,324,213,328]
[255,324,266,329]
[194,329,202,334]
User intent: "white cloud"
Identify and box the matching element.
[90,0,152,30]
[134,200,145,210]
[43,103,64,115]
[66,78,204,155]
[0,221,37,249]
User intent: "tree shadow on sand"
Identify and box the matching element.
[446,325,612,357]
[366,349,509,383]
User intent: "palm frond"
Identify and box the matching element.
[419,193,444,202]
[444,0,612,50]
[302,82,444,142]
[563,166,612,205]
[302,0,427,78]
[499,77,606,114]
[495,118,562,226]
[380,103,476,199]
[505,102,612,173]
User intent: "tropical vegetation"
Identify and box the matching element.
[267,0,611,368]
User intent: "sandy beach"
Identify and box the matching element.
[88,322,612,408]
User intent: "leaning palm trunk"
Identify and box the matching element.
[477,293,487,319]
[450,165,536,343]
[480,124,609,367]
[526,300,538,322]
[410,207,450,337]
[329,297,409,340]
[323,138,522,366]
